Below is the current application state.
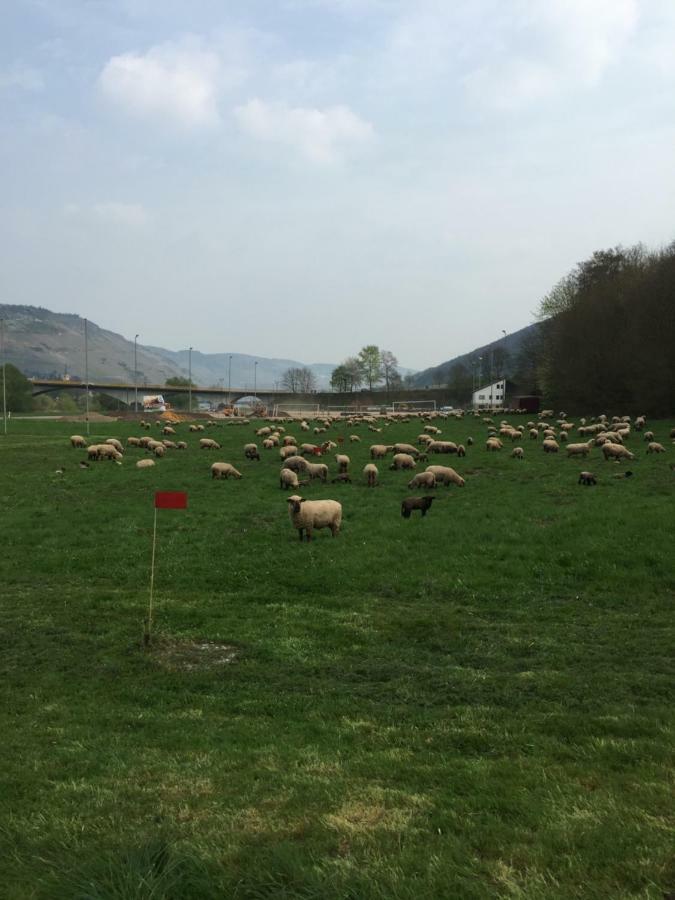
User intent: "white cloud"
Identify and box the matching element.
[234,99,374,163]
[64,202,150,228]
[98,40,221,127]
[463,0,639,109]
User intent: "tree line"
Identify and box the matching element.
[534,242,675,414]
[330,346,401,392]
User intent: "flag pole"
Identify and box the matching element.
[144,506,158,646]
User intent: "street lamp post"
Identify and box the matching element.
[0,318,7,435]
[228,355,232,405]
[84,318,90,435]
[254,361,258,397]
[188,347,193,414]
[134,334,139,414]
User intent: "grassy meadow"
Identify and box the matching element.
[0,413,673,899]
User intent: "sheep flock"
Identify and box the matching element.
[65,407,673,542]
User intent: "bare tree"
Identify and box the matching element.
[380,350,399,391]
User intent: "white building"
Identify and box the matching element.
[472,380,507,409]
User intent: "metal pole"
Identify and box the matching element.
[134,334,139,414]
[188,347,192,414]
[144,506,158,647]
[1,318,7,435]
[228,355,232,404]
[84,318,90,435]
[254,361,258,397]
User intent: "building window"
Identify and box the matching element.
[478,394,484,400]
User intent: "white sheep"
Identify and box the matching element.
[136,458,155,469]
[511,447,524,459]
[286,495,342,541]
[105,438,124,454]
[244,443,261,461]
[283,455,310,473]
[542,439,559,453]
[566,441,593,458]
[211,462,243,479]
[389,453,416,470]
[199,438,221,450]
[127,436,142,447]
[70,435,87,448]
[336,454,351,473]
[363,463,378,487]
[369,444,389,459]
[425,465,465,487]
[279,467,303,490]
[408,471,436,489]
[602,442,635,462]
[647,442,666,454]
[305,461,328,482]
[426,440,458,454]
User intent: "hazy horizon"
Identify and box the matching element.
[2,1,674,368]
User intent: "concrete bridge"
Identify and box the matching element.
[29,378,286,408]
[29,379,454,413]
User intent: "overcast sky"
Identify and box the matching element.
[2,0,674,369]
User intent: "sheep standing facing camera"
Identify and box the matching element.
[286,495,342,541]
[578,471,596,486]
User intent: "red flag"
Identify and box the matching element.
[155,491,188,509]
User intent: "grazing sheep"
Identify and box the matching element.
[542,439,559,453]
[162,440,177,449]
[279,467,303,490]
[127,436,141,447]
[389,453,416,471]
[511,447,524,459]
[244,443,261,461]
[393,443,420,458]
[305,462,329,482]
[162,426,176,436]
[136,458,156,469]
[211,462,243,479]
[283,455,310,474]
[256,426,272,437]
[486,438,503,451]
[529,429,539,440]
[90,444,123,462]
[176,441,187,450]
[70,435,87,448]
[466,437,474,446]
[349,435,361,443]
[647,442,666,454]
[331,473,352,484]
[363,463,379,487]
[369,444,389,460]
[457,445,466,457]
[427,440,458,454]
[578,471,596,485]
[283,435,297,446]
[408,471,436,489]
[189,424,205,432]
[602,442,635,462]
[262,438,275,450]
[643,431,655,442]
[300,443,320,456]
[280,445,300,460]
[153,445,165,458]
[566,441,593,458]
[199,438,221,450]
[336,454,351,473]
[401,496,435,518]
[286,495,342,541]
[425,465,465,487]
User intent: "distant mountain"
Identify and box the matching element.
[410,322,542,388]
[0,304,341,389]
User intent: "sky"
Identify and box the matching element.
[1,0,675,370]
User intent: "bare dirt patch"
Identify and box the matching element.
[148,637,240,672]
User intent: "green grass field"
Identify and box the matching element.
[1,415,673,899]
